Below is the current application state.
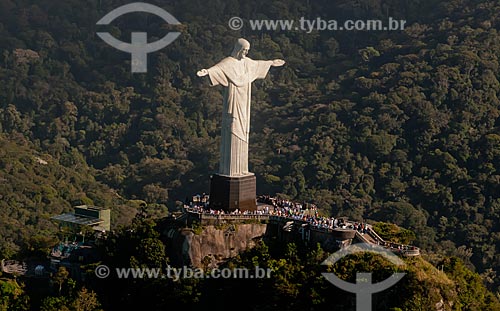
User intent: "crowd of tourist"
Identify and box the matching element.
[185,194,419,254]
[185,195,369,233]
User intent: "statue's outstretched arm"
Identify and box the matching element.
[197,69,208,77]
[271,59,285,67]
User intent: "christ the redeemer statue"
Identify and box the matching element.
[197,38,285,177]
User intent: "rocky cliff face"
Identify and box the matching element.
[165,223,267,267]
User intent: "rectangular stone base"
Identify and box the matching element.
[209,174,256,212]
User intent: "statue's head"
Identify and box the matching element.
[231,38,250,60]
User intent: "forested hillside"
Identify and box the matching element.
[2,0,500,299]
[0,134,137,258]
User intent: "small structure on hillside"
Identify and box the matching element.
[1,259,28,276]
[51,205,110,232]
[49,205,108,280]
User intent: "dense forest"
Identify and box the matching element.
[2,0,500,309]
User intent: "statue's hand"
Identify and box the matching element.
[197,69,208,77]
[272,59,285,67]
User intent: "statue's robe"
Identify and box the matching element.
[207,57,273,176]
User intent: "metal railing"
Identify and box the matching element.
[184,208,420,256]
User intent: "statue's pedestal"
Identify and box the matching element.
[209,174,256,212]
